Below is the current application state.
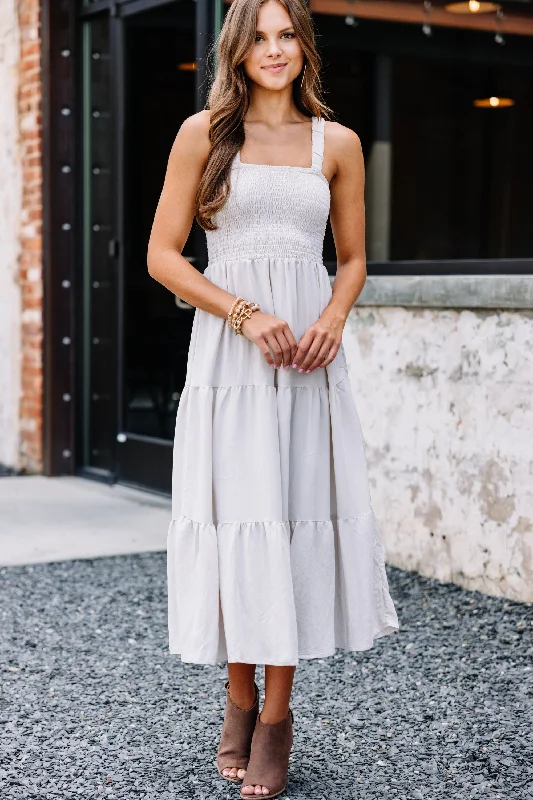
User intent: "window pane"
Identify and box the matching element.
[391,57,533,261]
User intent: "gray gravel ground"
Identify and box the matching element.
[1,554,532,800]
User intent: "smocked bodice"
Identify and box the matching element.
[205,116,330,265]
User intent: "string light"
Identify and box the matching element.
[494,8,505,45]
[473,96,514,108]
[422,1,433,36]
[445,1,501,13]
[345,0,358,27]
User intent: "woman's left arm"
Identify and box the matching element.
[292,123,366,373]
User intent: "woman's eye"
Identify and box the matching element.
[255,32,295,42]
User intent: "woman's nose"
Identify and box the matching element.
[265,37,282,57]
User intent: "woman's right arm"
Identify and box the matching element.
[147,110,237,320]
[147,110,297,369]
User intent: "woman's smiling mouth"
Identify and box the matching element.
[262,63,287,73]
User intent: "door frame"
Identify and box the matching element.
[42,0,78,477]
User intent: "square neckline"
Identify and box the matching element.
[234,116,329,187]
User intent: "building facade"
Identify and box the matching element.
[1,0,532,600]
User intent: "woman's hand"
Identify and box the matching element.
[291,312,345,373]
[241,311,298,369]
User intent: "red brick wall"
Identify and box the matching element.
[18,0,43,472]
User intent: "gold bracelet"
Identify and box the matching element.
[233,307,253,335]
[238,302,260,335]
[230,303,253,335]
[227,299,245,332]
[227,296,243,321]
[227,298,248,332]
[227,298,260,335]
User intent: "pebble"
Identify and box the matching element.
[0,554,532,798]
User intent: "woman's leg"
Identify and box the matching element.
[241,665,295,796]
[261,665,295,723]
[227,662,257,708]
[221,662,258,780]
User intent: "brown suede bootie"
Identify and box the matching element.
[240,708,294,800]
[217,680,260,782]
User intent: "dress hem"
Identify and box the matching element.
[169,623,399,666]
[167,513,399,665]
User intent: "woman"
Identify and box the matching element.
[147,0,399,796]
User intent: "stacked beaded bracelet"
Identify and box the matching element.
[227,296,261,335]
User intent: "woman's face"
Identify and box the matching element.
[242,0,304,91]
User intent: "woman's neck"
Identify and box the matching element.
[245,84,301,126]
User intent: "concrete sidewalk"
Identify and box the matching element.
[0,475,170,566]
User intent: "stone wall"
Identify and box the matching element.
[343,302,533,603]
[0,1,22,469]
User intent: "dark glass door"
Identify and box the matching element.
[80,0,200,494]
[115,0,198,493]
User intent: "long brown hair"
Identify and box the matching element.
[195,0,333,231]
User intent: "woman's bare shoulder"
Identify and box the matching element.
[170,109,212,163]
[324,120,362,163]
[180,109,211,137]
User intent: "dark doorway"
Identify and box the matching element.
[79,0,199,493]
[117,3,198,492]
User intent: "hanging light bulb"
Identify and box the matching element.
[445,1,501,12]
[473,96,514,108]
[345,0,358,27]
[422,1,432,36]
[494,8,505,45]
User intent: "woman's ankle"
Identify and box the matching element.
[228,683,257,711]
[258,706,289,725]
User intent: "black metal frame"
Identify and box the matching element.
[73,4,121,485]
[113,10,126,483]
[42,0,78,476]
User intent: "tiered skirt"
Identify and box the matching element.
[167,256,399,665]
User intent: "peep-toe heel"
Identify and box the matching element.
[240,708,294,799]
[217,680,260,782]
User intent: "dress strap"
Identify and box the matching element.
[311,116,325,172]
